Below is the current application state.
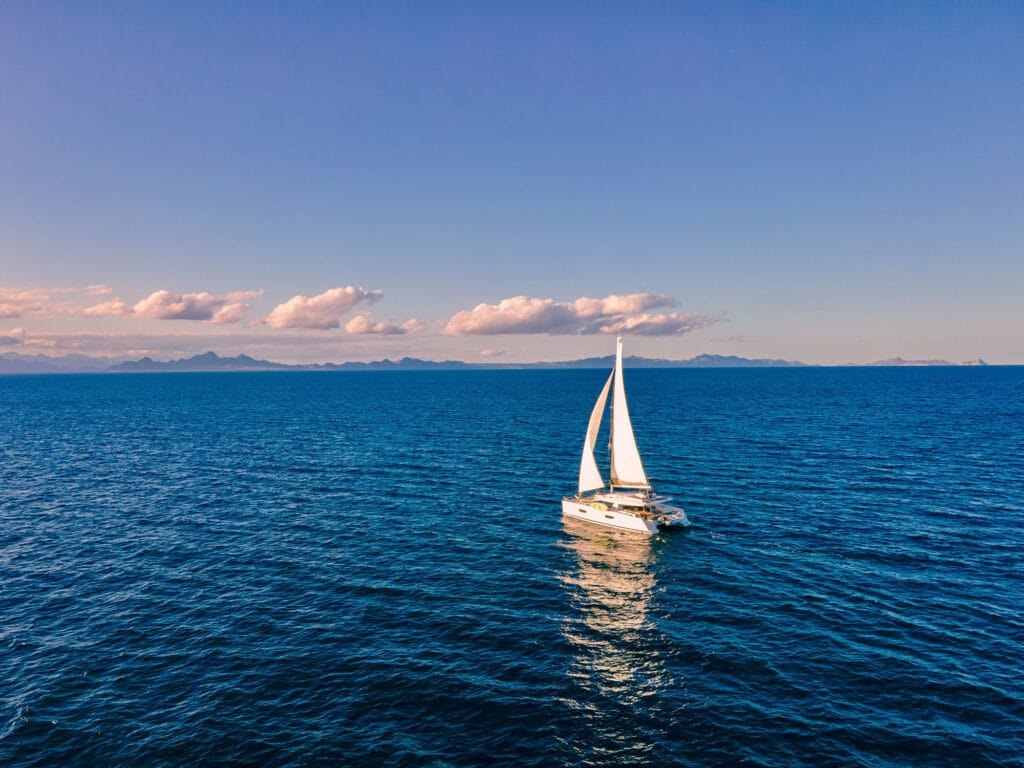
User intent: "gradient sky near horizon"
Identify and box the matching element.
[2,2,1022,364]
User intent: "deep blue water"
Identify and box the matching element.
[1,368,1022,767]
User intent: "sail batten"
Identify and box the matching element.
[609,337,650,488]
[578,371,614,493]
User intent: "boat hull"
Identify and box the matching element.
[561,498,660,534]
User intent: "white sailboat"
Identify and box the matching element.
[561,336,690,534]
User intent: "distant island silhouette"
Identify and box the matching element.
[0,350,993,374]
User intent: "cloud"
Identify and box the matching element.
[266,286,382,330]
[585,312,714,336]
[344,313,424,335]
[1,285,118,318]
[444,296,578,335]
[83,299,130,317]
[132,289,261,323]
[572,293,673,318]
[0,288,52,318]
[479,348,505,357]
[0,327,25,346]
[3,284,257,322]
[210,302,251,324]
[443,292,712,336]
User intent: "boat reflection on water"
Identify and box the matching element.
[557,517,681,763]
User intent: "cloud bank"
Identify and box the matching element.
[266,286,382,330]
[84,289,261,323]
[133,290,261,323]
[0,327,25,346]
[82,299,129,317]
[443,293,713,336]
[1,286,111,318]
[344,313,424,335]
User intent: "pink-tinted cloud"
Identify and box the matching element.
[572,293,673,318]
[479,348,506,357]
[210,302,251,324]
[444,296,579,335]
[0,288,53,318]
[0,327,25,346]
[344,313,424,335]
[586,312,713,336]
[132,289,261,323]
[266,286,382,330]
[83,299,130,317]
[443,292,710,336]
[1,286,117,318]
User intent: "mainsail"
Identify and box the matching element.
[609,336,650,488]
[578,371,613,493]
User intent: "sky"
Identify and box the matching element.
[2,2,1022,364]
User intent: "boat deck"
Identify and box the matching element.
[592,491,672,507]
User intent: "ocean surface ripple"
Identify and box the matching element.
[1,368,1022,766]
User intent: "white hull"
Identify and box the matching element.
[561,498,688,535]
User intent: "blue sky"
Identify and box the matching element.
[2,2,1021,363]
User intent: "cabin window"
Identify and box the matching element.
[578,508,587,514]
[605,514,614,519]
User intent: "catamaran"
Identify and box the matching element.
[562,336,689,534]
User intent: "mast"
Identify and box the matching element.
[608,345,615,487]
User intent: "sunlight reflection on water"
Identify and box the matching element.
[558,518,680,762]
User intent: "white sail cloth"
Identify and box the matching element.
[578,371,613,493]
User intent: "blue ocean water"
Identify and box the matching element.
[1,368,1022,767]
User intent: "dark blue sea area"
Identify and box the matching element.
[1,367,1022,767]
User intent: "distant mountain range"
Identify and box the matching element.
[106,351,814,372]
[0,350,994,374]
[0,352,115,374]
[110,351,292,372]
